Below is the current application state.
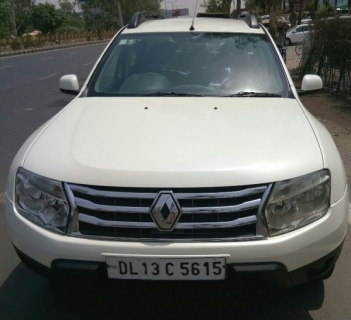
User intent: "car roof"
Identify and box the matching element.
[122,17,265,35]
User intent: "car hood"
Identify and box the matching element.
[23,97,323,187]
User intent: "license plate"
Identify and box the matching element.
[105,256,226,280]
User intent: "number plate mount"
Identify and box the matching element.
[105,256,227,280]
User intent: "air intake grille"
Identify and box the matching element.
[66,184,270,241]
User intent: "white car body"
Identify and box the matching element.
[286,24,310,45]
[5,14,348,287]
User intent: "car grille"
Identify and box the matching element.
[65,183,270,241]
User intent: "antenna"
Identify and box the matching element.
[190,0,200,31]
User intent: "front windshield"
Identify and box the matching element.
[88,32,288,97]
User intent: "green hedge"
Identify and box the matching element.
[299,18,351,100]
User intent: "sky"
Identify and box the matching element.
[37,0,211,17]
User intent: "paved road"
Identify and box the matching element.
[0,43,105,190]
[0,43,106,292]
[0,44,350,320]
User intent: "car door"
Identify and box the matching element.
[292,25,309,43]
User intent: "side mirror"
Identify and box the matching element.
[59,75,80,95]
[298,74,323,96]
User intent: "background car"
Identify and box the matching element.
[286,24,310,45]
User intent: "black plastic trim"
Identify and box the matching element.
[14,241,344,287]
[238,11,260,29]
[51,260,108,278]
[14,246,51,277]
[289,241,343,285]
[297,88,324,96]
[231,262,292,287]
[196,13,230,18]
[59,88,79,96]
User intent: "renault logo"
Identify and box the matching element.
[150,191,182,231]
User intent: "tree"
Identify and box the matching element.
[201,0,232,13]
[245,0,266,16]
[3,0,34,36]
[78,0,162,37]
[58,0,84,31]
[0,0,11,36]
[32,3,65,33]
[119,0,162,25]
[315,2,334,19]
[235,0,241,17]
[78,0,116,38]
[268,0,279,38]
[240,0,279,38]
[59,0,75,15]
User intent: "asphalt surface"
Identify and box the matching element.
[0,44,350,320]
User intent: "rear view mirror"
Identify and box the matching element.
[298,74,323,96]
[59,75,80,95]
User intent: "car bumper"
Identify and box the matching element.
[5,187,349,284]
[14,242,343,287]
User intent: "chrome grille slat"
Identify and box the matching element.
[177,216,256,229]
[75,198,149,214]
[70,185,158,199]
[69,184,267,200]
[79,214,155,228]
[75,197,261,215]
[182,199,261,214]
[176,186,267,199]
[79,213,256,229]
[70,233,265,242]
[66,183,270,241]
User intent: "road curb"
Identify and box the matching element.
[0,39,110,58]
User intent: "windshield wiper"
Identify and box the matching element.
[146,91,204,97]
[222,91,281,97]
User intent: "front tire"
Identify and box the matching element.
[285,38,291,46]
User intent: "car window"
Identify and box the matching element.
[88,32,288,97]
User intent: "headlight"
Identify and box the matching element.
[15,167,69,234]
[265,170,330,236]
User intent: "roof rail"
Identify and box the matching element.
[238,11,260,29]
[195,11,260,29]
[127,12,163,29]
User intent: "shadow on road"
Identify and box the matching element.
[0,263,324,320]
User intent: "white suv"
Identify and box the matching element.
[5,12,349,287]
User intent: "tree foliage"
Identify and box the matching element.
[58,0,84,31]
[0,0,163,37]
[201,0,232,13]
[31,3,65,34]
[314,2,335,19]
[78,0,118,38]
[120,0,162,24]
[14,0,32,34]
[0,0,11,36]
[0,0,33,36]
[78,0,162,38]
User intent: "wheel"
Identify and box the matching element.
[285,38,291,46]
